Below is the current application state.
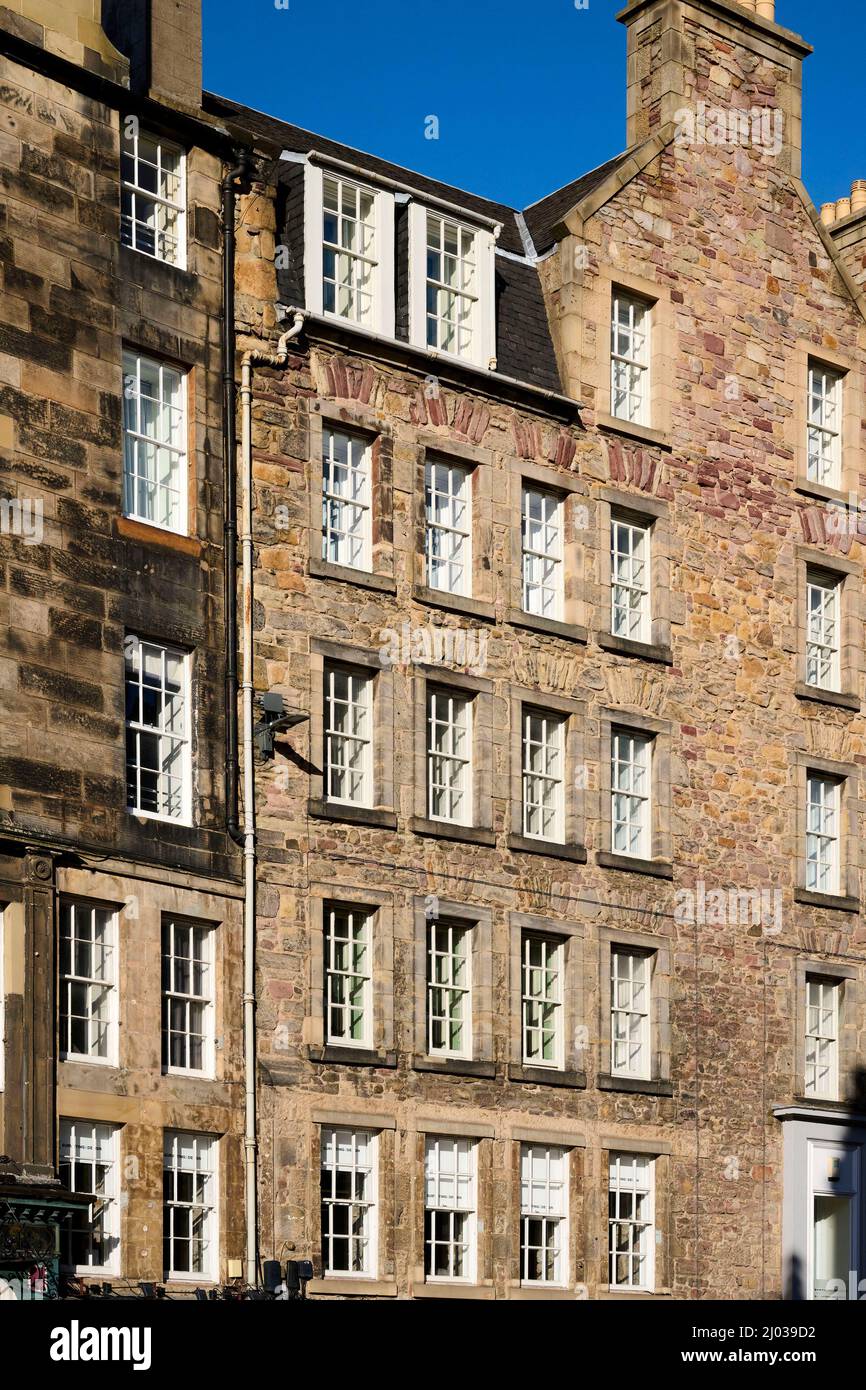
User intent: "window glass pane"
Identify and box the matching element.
[806,364,842,488]
[611,731,651,857]
[120,126,185,266]
[59,1121,119,1273]
[324,666,372,805]
[125,639,190,822]
[321,1127,375,1275]
[324,906,371,1046]
[611,293,649,424]
[427,690,471,824]
[425,460,471,595]
[322,429,371,569]
[122,352,187,533]
[806,575,840,691]
[426,213,477,358]
[522,487,563,618]
[523,710,564,841]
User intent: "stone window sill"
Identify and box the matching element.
[119,243,198,290]
[412,1282,495,1300]
[412,585,495,622]
[508,1064,587,1090]
[794,477,848,505]
[411,817,496,847]
[791,1095,851,1112]
[600,1287,672,1300]
[308,799,397,830]
[115,515,201,556]
[308,1045,398,1069]
[308,1277,398,1297]
[309,555,397,594]
[412,1055,497,1080]
[597,632,673,665]
[597,1073,673,1098]
[794,682,860,712]
[596,412,672,452]
[507,609,588,644]
[509,1284,577,1300]
[596,851,674,880]
[507,834,587,863]
[793,887,859,913]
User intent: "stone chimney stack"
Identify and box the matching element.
[102,0,203,112]
[617,0,812,178]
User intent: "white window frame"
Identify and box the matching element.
[125,636,192,825]
[611,291,650,425]
[163,1131,218,1282]
[427,688,473,825]
[521,933,564,1070]
[806,572,841,692]
[608,1152,654,1291]
[304,163,394,335]
[120,124,185,268]
[425,458,472,596]
[162,918,215,1078]
[807,362,843,490]
[520,1144,568,1287]
[805,977,840,1100]
[59,1120,121,1276]
[321,427,372,572]
[522,709,565,843]
[320,1127,377,1278]
[59,899,118,1067]
[324,904,372,1049]
[610,948,651,1080]
[806,774,841,897]
[424,1136,477,1283]
[611,516,651,643]
[324,664,373,808]
[611,730,652,859]
[427,920,472,1059]
[521,485,564,621]
[122,350,188,536]
[408,202,496,369]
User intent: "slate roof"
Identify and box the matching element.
[203,91,632,398]
[523,151,637,253]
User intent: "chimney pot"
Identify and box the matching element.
[739,0,757,12]
[835,196,852,221]
[820,203,838,227]
[851,181,866,214]
[756,0,775,19]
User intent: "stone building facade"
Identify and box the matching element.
[0,0,245,1293]
[0,0,865,1304]
[227,0,866,1300]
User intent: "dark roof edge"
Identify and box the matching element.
[282,310,583,424]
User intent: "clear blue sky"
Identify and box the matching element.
[203,0,866,211]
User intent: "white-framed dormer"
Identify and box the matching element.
[408,203,497,371]
[304,161,395,336]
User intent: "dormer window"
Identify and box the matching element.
[304,165,395,334]
[409,205,496,369]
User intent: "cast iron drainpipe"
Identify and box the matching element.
[239,312,307,1289]
[222,151,254,849]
